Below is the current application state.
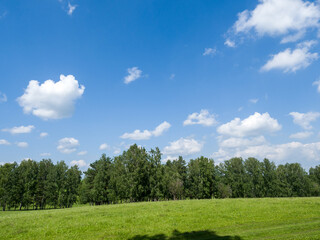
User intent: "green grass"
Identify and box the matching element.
[1,198,320,239]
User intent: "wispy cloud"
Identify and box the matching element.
[124,67,142,84]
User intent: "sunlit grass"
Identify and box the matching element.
[1,198,320,239]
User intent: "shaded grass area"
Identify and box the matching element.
[1,198,320,239]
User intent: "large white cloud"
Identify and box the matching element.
[213,137,320,165]
[17,74,85,120]
[183,109,217,127]
[2,125,35,134]
[217,112,281,137]
[124,67,142,84]
[163,138,203,156]
[234,0,320,39]
[57,137,79,154]
[261,42,318,72]
[121,121,171,140]
[290,111,320,129]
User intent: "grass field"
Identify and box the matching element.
[1,198,320,239]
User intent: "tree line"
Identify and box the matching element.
[1,144,320,211]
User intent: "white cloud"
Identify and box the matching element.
[40,152,51,157]
[261,43,318,72]
[16,142,28,148]
[67,2,77,16]
[203,48,217,56]
[217,112,281,137]
[70,160,87,168]
[234,0,320,38]
[121,121,171,140]
[249,98,259,104]
[152,121,171,137]
[163,138,203,156]
[224,39,236,48]
[40,132,48,138]
[290,131,313,139]
[57,137,79,154]
[99,143,109,150]
[0,139,10,145]
[17,74,85,120]
[313,79,320,92]
[280,30,306,44]
[78,150,87,156]
[183,109,217,127]
[124,67,142,84]
[290,111,320,129]
[2,125,35,134]
[0,92,7,103]
[213,138,320,164]
[219,136,266,148]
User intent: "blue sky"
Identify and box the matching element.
[1,0,320,169]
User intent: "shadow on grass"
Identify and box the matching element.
[128,229,242,240]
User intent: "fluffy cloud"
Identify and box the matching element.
[183,109,217,127]
[121,121,171,140]
[57,137,79,154]
[0,92,7,103]
[17,74,85,120]
[2,125,35,134]
[217,112,281,137]
[0,139,10,145]
[16,142,28,148]
[290,131,313,139]
[261,42,318,72]
[234,0,320,39]
[163,138,203,156]
[124,67,142,84]
[99,143,109,150]
[213,138,320,165]
[40,132,48,138]
[152,122,171,136]
[290,111,320,129]
[70,160,87,168]
[203,48,217,56]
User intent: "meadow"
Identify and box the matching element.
[1,198,320,240]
